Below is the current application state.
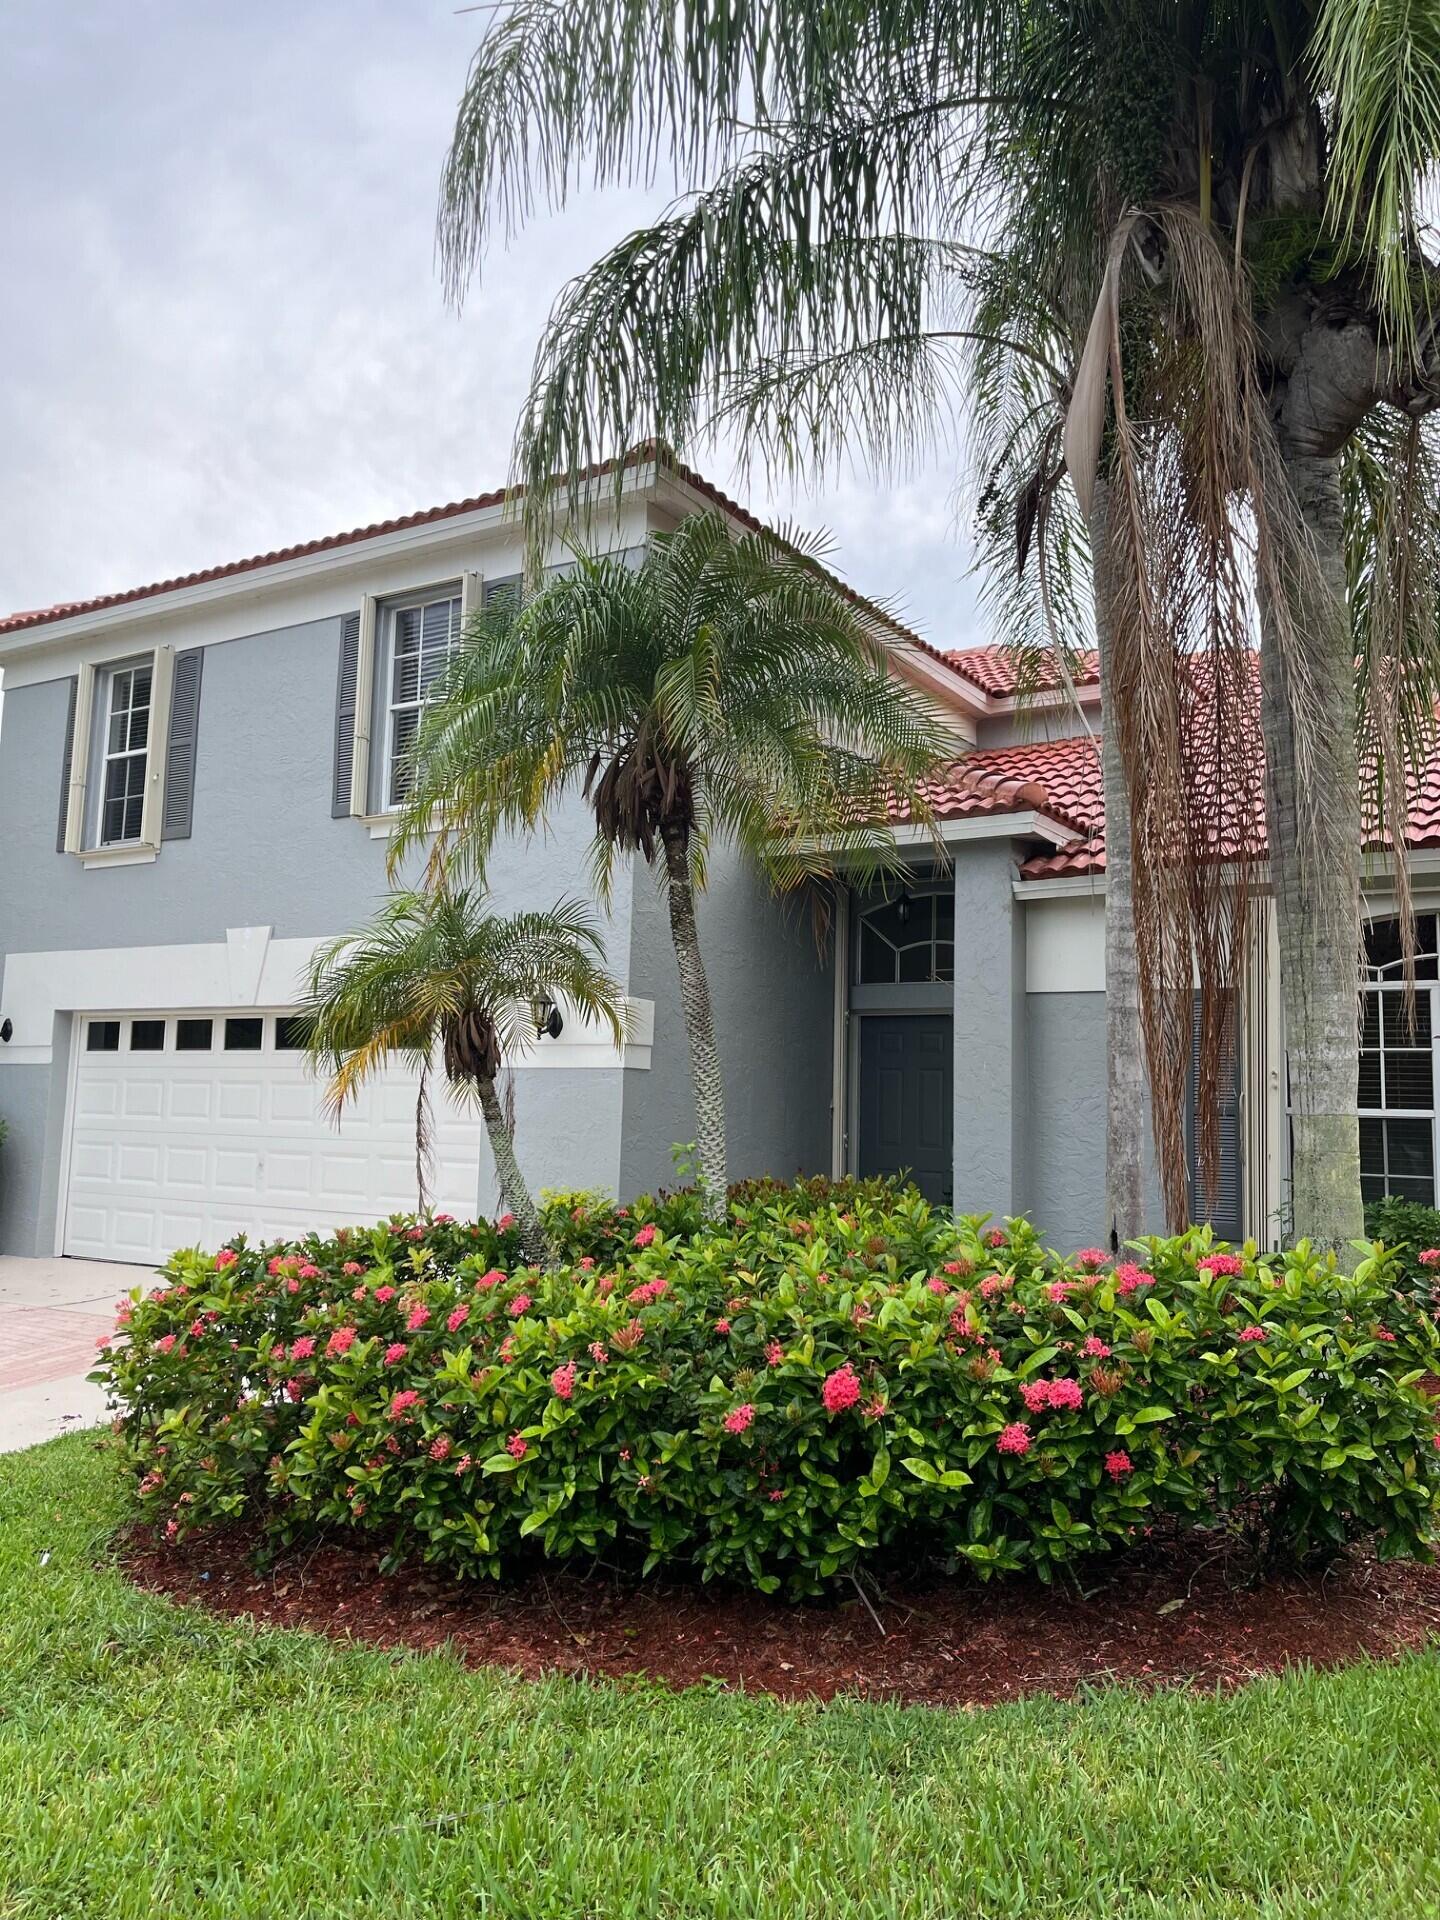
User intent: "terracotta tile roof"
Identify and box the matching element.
[0,445,928,654]
[920,735,1103,839]
[942,645,1101,698]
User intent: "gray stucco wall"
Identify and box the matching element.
[618,849,834,1198]
[0,616,639,1254]
[1023,991,1166,1252]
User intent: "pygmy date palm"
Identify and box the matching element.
[438,0,1440,1247]
[391,510,952,1213]
[301,889,626,1266]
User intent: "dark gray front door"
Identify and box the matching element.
[857,1015,954,1204]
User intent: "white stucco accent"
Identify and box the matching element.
[0,930,653,1070]
[1025,895,1107,993]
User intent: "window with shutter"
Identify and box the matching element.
[161,648,204,840]
[332,611,362,818]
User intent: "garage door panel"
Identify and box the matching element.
[65,1010,481,1264]
[117,1143,163,1185]
[167,1082,213,1122]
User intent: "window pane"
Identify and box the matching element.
[1361,1172,1386,1205]
[858,923,895,984]
[897,940,932,983]
[1365,915,1439,978]
[934,941,954,983]
[1384,1117,1433,1180]
[1391,1173,1436,1204]
[1382,992,1432,1047]
[1359,1117,1385,1177]
[935,894,954,939]
[1358,1051,1382,1108]
[130,1020,165,1051]
[1361,995,1380,1049]
[224,1017,264,1051]
[86,1020,120,1052]
[275,1015,311,1050]
[1383,1050,1433,1109]
[176,1018,213,1051]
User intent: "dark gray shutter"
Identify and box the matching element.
[56,675,78,853]
[161,648,204,841]
[332,611,361,818]
[1187,993,1244,1238]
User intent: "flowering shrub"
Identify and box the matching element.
[93,1188,1440,1596]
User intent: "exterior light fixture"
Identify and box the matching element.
[529,991,563,1040]
[0,1018,10,1043]
[895,890,913,927]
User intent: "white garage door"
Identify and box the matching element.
[63,1010,485,1264]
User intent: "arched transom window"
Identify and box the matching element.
[856,889,954,985]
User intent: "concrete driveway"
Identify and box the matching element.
[0,1256,146,1453]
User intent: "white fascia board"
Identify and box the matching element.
[986,683,1103,718]
[810,810,1075,863]
[1013,873,1107,900]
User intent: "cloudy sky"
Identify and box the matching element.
[0,1,985,648]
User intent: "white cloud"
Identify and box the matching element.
[0,0,984,645]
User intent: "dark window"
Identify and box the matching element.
[1354,914,1438,1206]
[275,1016,311,1050]
[176,1018,213,1052]
[856,890,953,985]
[1364,914,1439,980]
[130,1020,165,1051]
[86,1020,120,1053]
[224,1017,264,1051]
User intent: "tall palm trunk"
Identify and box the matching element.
[1089,482,1148,1249]
[659,822,728,1215]
[476,1073,554,1267]
[1260,448,1363,1249]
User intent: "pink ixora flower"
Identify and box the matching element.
[588,1341,609,1366]
[1046,1280,1072,1304]
[551,1361,577,1400]
[1374,1326,1397,1343]
[987,1229,1006,1248]
[821,1363,862,1415]
[446,1304,470,1335]
[475,1268,506,1291]
[154,1334,177,1355]
[1073,1248,1108,1272]
[215,1248,239,1270]
[506,1432,528,1459]
[633,1223,658,1248]
[434,1213,454,1225]
[1198,1253,1244,1278]
[1113,1263,1155,1295]
[326,1325,358,1357]
[1420,1249,1440,1268]
[298,1263,321,1281]
[289,1336,316,1363]
[996,1422,1032,1456]
[382,1342,408,1367]
[723,1403,755,1434]
[496,1212,515,1230]
[714,1317,732,1335]
[428,1434,452,1462]
[342,1261,363,1277]
[499,1334,517,1364]
[406,1304,431,1332]
[861,1393,889,1420]
[454,1454,472,1475]
[1081,1335,1112,1359]
[579,1256,596,1272]
[1046,1376,1084,1411]
[1020,1379,1053,1414]
[926,1276,949,1295]
[387,1389,421,1419]
[374,1284,396,1304]
[764,1340,785,1367]
[1104,1449,1134,1480]
[1237,1325,1268,1343]
[508,1292,532,1317]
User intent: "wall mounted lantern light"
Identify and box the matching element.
[529,991,563,1040]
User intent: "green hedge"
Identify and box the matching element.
[93,1184,1440,1596]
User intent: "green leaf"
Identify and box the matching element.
[480,1453,519,1474]
[1130,1406,1175,1424]
[901,1456,940,1484]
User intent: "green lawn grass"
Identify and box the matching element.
[3,1438,1440,1919]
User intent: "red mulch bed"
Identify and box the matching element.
[117,1523,1440,1709]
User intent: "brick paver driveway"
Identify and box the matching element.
[0,1256,144,1451]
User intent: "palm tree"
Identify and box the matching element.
[301,889,627,1267]
[437,1,1440,1248]
[391,511,952,1213]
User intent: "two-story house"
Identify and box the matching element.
[1,449,1434,1266]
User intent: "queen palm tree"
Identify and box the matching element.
[301,889,626,1267]
[390,511,952,1213]
[437,0,1440,1247]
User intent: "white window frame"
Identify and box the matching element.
[63,646,174,863]
[1357,917,1439,1209]
[350,572,481,818]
